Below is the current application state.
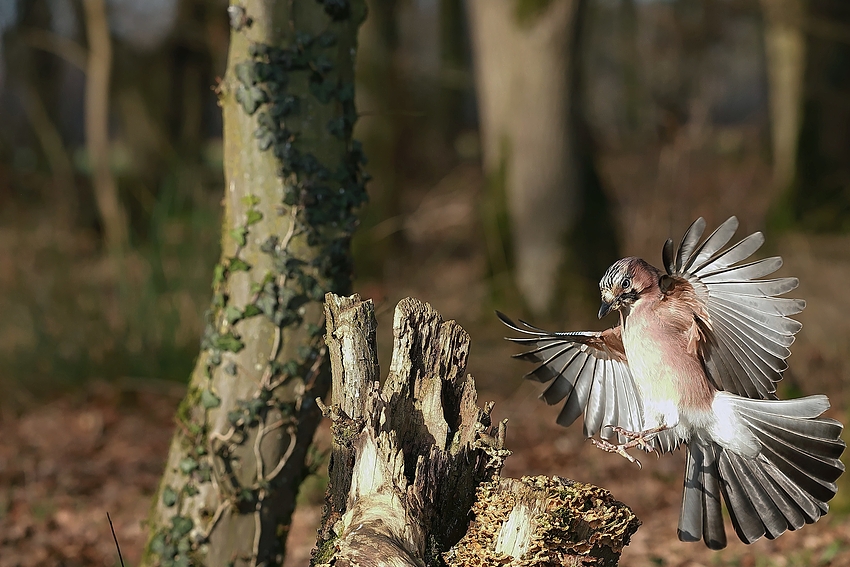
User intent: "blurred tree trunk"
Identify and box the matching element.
[760,0,806,195]
[352,0,401,278]
[783,0,850,230]
[466,0,580,316]
[83,0,129,254]
[141,1,367,566]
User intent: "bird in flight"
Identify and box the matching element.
[499,216,845,549]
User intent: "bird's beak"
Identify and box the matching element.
[598,301,613,319]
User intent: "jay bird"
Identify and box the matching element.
[499,216,845,549]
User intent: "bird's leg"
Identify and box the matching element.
[590,437,644,468]
[590,424,670,468]
[611,424,668,451]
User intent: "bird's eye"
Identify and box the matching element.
[621,277,631,290]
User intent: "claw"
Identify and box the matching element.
[591,424,671,468]
[591,438,642,469]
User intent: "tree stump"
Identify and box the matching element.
[313,294,639,567]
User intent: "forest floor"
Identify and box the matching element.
[3,154,850,566]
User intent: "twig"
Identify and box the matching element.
[107,512,125,567]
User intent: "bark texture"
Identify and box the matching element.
[314,294,509,566]
[314,294,639,566]
[141,1,367,566]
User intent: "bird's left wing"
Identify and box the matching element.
[498,312,644,442]
[661,216,805,399]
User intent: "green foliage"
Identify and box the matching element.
[162,487,178,507]
[200,389,221,409]
[0,180,222,392]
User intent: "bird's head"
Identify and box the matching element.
[597,257,658,319]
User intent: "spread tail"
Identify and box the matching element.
[678,394,845,548]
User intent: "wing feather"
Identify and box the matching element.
[666,217,803,398]
[498,312,645,441]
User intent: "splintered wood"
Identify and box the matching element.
[313,294,638,567]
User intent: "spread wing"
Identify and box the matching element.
[498,312,645,443]
[661,216,805,399]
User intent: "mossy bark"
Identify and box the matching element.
[141,1,367,566]
[445,476,640,567]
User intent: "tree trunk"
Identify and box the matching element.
[466,0,580,316]
[313,293,639,566]
[760,0,806,195]
[83,0,129,254]
[782,1,850,230]
[141,1,367,566]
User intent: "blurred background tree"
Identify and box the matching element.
[2,0,849,393]
[2,1,850,563]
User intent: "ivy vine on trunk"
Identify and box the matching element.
[141,1,367,566]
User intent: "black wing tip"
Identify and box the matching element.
[495,310,513,326]
[677,529,701,544]
[496,310,531,336]
[663,238,675,274]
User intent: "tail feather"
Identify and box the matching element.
[742,413,845,460]
[717,450,768,543]
[679,395,845,548]
[678,443,727,549]
[738,457,807,531]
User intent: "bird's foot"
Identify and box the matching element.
[590,438,643,469]
[590,425,669,468]
[610,424,667,452]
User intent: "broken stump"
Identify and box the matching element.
[312,294,639,567]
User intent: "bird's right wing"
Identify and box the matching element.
[498,312,645,442]
[661,216,805,399]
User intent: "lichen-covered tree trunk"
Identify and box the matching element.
[141,1,367,566]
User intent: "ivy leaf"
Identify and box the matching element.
[230,226,248,247]
[241,194,260,207]
[201,389,221,409]
[246,210,263,225]
[150,533,167,555]
[212,264,226,287]
[214,333,244,353]
[179,457,199,475]
[229,258,251,272]
[235,61,257,86]
[197,465,213,483]
[170,516,194,539]
[235,84,261,115]
[162,486,178,507]
[242,304,262,318]
[224,305,243,324]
